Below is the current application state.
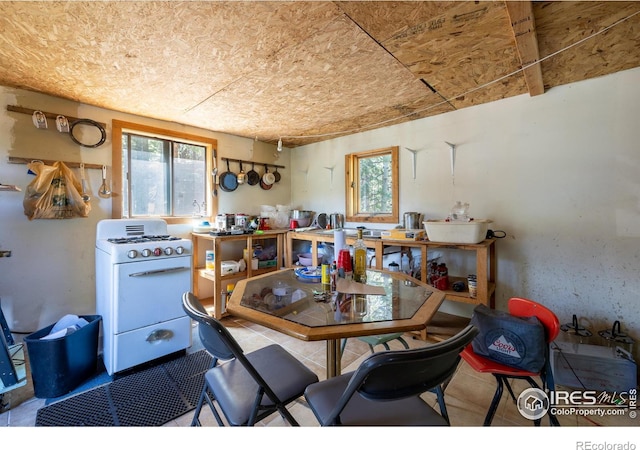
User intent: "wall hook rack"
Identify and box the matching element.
[404,147,426,180]
[6,105,107,129]
[221,157,285,170]
[323,166,335,186]
[7,156,103,171]
[445,141,456,185]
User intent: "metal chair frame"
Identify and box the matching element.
[182,292,318,426]
[305,325,478,426]
[461,297,561,426]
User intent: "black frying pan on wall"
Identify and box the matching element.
[219,159,238,192]
[247,163,260,186]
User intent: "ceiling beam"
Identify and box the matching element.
[505,1,544,96]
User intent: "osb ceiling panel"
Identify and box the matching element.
[0,1,638,147]
[534,1,640,88]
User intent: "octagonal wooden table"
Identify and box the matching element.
[226,268,445,378]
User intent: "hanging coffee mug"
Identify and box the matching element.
[56,115,70,133]
[32,110,48,129]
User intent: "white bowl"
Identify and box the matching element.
[297,253,313,266]
[295,217,311,227]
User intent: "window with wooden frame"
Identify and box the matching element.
[345,146,399,224]
[111,120,217,224]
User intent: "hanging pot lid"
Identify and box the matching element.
[273,166,281,183]
[247,162,260,186]
[219,159,238,192]
[262,165,275,185]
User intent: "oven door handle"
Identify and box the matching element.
[129,266,191,277]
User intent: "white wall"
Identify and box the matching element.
[0,87,289,332]
[291,67,640,359]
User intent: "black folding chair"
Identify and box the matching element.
[304,325,478,426]
[182,292,318,426]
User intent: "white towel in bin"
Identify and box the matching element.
[41,314,89,340]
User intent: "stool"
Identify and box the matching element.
[341,332,409,357]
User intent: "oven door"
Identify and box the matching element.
[113,256,191,334]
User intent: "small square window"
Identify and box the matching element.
[345,146,399,224]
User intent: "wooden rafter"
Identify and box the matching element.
[505,1,544,96]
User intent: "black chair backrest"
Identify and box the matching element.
[182,291,292,408]
[345,325,478,402]
[182,291,238,361]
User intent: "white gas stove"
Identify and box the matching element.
[95,219,193,375]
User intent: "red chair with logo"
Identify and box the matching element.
[460,297,561,426]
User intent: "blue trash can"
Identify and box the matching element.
[24,315,101,398]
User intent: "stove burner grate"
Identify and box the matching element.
[107,235,182,244]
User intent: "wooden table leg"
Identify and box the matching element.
[326,338,341,379]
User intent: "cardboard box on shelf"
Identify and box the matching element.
[380,229,425,241]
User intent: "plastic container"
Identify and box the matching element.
[297,253,314,266]
[24,315,101,398]
[221,260,241,274]
[423,219,492,244]
[205,250,215,270]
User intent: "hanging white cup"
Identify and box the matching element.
[32,110,48,129]
[56,115,70,133]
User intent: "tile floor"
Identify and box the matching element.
[1,315,637,435]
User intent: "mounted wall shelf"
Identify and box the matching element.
[7,156,103,170]
[6,105,107,129]
[0,184,21,192]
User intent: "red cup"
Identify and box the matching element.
[289,219,299,229]
[338,249,352,272]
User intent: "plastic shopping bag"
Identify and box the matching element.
[23,161,91,220]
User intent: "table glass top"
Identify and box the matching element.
[239,269,433,327]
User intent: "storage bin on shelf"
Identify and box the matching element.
[423,219,492,244]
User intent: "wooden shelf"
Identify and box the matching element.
[287,230,497,309]
[0,184,21,192]
[192,230,288,319]
[420,311,471,342]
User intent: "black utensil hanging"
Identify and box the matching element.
[273,166,281,183]
[247,162,260,186]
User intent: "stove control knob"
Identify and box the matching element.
[127,250,138,259]
[164,247,174,256]
[175,246,185,255]
[141,249,152,257]
[153,247,163,257]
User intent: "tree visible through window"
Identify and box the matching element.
[112,120,216,223]
[345,146,399,224]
